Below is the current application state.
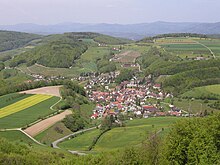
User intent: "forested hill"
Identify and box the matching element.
[64,32,132,45]
[139,33,207,43]
[9,35,88,68]
[9,32,131,68]
[0,31,41,52]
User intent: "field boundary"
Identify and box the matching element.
[24,110,72,137]
[0,129,44,145]
[195,41,216,58]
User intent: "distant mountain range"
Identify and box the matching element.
[1,22,220,40]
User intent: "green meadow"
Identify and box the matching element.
[0,130,35,144]
[181,84,220,100]
[59,117,179,152]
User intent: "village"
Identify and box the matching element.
[80,72,183,120]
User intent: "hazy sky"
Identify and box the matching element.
[0,0,219,25]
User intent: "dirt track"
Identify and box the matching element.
[20,86,62,97]
[24,110,72,137]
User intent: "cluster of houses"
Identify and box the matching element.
[85,75,182,120]
[30,74,65,82]
[83,72,120,89]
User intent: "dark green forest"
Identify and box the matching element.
[10,38,88,68]
[0,31,41,52]
[139,47,220,95]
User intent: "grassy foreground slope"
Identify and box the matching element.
[0,114,220,165]
[58,129,101,151]
[0,130,36,144]
[59,117,179,152]
[94,117,179,152]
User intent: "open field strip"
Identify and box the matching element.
[0,94,52,118]
[24,110,72,137]
[0,97,60,129]
[0,93,32,109]
[20,86,62,97]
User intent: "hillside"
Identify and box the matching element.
[9,32,131,68]
[0,30,41,52]
[10,37,88,68]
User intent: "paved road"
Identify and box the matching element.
[52,127,97,155]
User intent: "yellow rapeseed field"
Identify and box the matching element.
[0,94,52,118]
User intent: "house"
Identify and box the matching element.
[142,105,158,112]
[153,84,161,90]
[91,113,99,119]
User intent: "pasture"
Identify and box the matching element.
[93,117,178,151]
[58,129,101,151]
[181,85,220,100]
[0,96,60,129]
[22,64,81,77]
[80,46,110,61]
[59,117,179,152]
[173,98,217,114]
[0,130,35,144]
[123,44,150,54]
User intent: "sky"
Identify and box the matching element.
[0,0,219,25]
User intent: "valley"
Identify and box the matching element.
[0,31,220,164]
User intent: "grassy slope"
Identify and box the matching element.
[59,117,179,152]
[0,96,60,129]
[93,117,179,152]
[80,46,110,61]
[0,130,35,144]
[0,93,32,108]
[205,84,220,94]
[181,85,220,100]
[173,99,217,114]
[35,122,73,145]
[58,129,101,151]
